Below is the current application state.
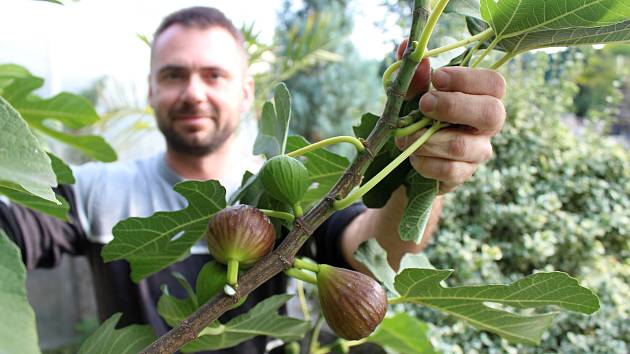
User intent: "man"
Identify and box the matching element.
[0,6,505,353]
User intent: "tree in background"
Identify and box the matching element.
[277,0,383,152]
[573,44,630,138]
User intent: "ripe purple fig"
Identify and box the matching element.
[316,264,387,340]
[206,205,275,268]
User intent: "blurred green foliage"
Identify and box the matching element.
[413,53,630,353]
[573,44,629,119]
[277,0,383,153]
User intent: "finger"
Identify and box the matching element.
[396,39,431,99]
[409,156,477,192]
[419,91,505,134]
[397,129,493,163]
[432,67,506,99]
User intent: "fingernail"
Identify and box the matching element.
[433,69,450,90]
[421,92,437,113]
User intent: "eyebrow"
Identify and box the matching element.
[156,65,230,76]
[156,65,187,74]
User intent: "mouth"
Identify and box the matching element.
[175,115,211,121]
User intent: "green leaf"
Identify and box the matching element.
[37,0,64,4]
[3,76,117,162]
[286,135,349,206]
[195,261,227,305]
[481,0,630,54]
[7,78,100,129]
[353,112,411,208]
[157,262,238,328]
[228,171,260,205]
[354,239,434,295]
[354,239,397,294]
[157,285,198,328]
[0,182,70,220]
[77,313,156,354]
[0,64,32,91]
[0,76,43,103]
[399,172,438,243]
[102,180,226,282]
[48,152,75,184]
[181,295,310,352]
[253,83,291,158]
[445,0,481,19]
[0,230,40,354]
[395,269,600,345]
[368,313,436,354]
[499,20,630,54]
[35,122,117,162]
[0,64,32,79]
[0,95,58,204]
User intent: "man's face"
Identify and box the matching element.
[148,25,253,156]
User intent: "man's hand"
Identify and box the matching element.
[395,42,506,194]
[340,44,506,271]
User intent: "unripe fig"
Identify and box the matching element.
[259,155,309,213]
[316,264,387,340]
[206,205,275,267]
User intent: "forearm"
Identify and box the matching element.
[341,186,442,273]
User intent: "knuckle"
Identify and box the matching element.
[439,92,461,118]
[440,161,459,181]
[448,135,467,159]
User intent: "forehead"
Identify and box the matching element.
[151,24,246,75]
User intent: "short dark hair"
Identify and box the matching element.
[153,7,244,45]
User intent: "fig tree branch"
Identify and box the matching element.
[140,1,431,352]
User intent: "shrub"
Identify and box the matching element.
[416,53,630,354]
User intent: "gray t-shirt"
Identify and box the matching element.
[0,151,366,353]
[74,151,261,254]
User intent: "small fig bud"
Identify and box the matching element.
[316,264,387,340]
[259,155,309,209]
[206,205,275,267]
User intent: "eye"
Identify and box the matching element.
[164,71,185,81]
[203,69,227,83]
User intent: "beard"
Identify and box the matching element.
[157,103,237,156]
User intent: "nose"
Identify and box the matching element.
[181,74,205,104]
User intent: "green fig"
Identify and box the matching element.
[259,154,309,215]
[206,205,275,287]
[316,264,387,340]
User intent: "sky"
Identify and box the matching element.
[0,0,395,97]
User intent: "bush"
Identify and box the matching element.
[414,53,630,353]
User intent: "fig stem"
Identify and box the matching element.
[284,268,317,285]
[394,117,432,138]
[397,109,424,128]
[387,297,404,305]
[293,203,304,218]
[287,136,365,158]
[226,259,239,286]
[313,338,368,354]
[333,121,444,210]
[410,0,451,62]
[490,51,516,70]
[293,258,320,273]
[382,60,402,90]
[309,315,325,354]
[296,280,311,321]
[471,36,499,68]
[260,209,295,222]
[424,27,494,58]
